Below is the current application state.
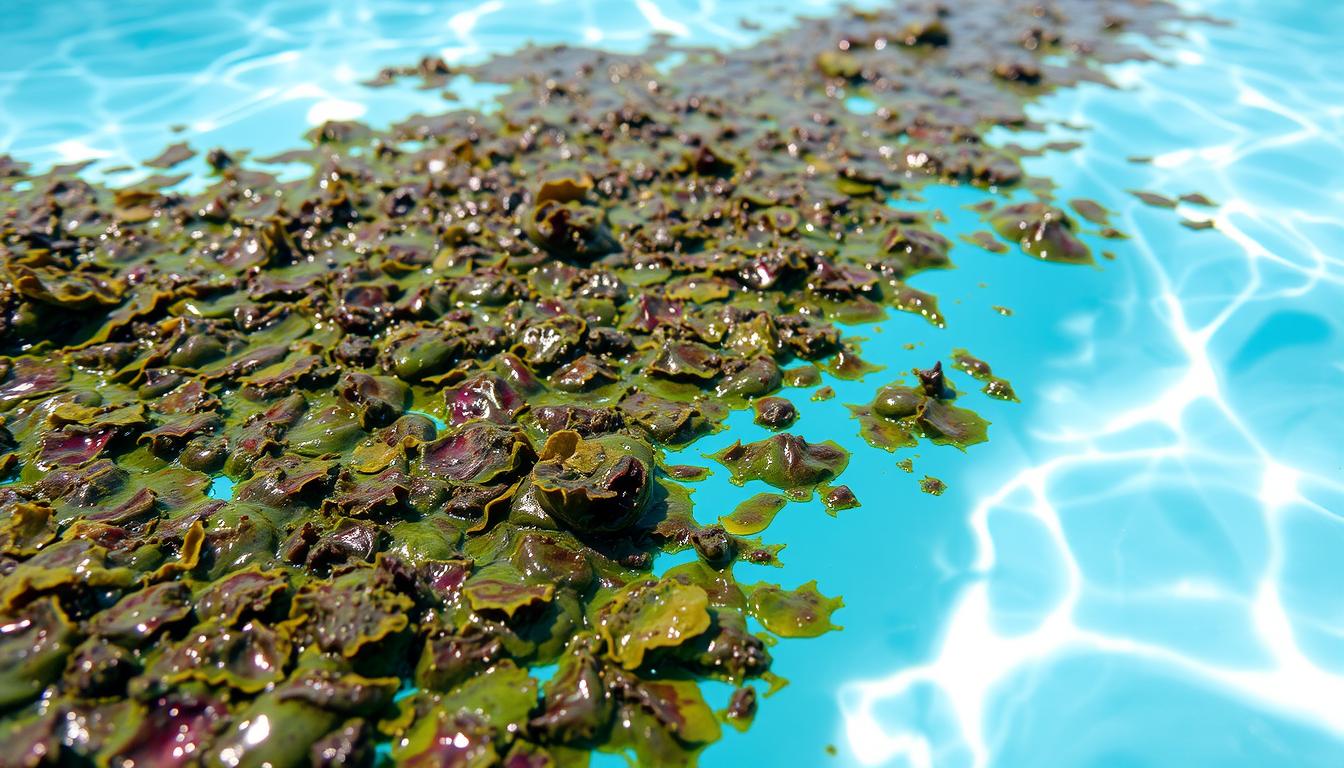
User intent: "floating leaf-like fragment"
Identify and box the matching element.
[748,581,844,638]
[719,493,789,536]
[989,202,1092,264]
[711,434,850,493]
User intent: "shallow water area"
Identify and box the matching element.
[2,0,1343,767]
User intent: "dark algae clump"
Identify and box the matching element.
[753,396,798,430]
[822,484,861,515]
[0,0,1201,764]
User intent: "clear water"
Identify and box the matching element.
[4,0,1342,766]
[207,474,235,501]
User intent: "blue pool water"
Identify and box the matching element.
[3,1,1342,766]
[206,474,235,501]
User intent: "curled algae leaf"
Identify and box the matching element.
[720,493,790,535]
[748,581,844,638]
[0,0,1203,762]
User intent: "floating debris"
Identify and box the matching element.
[754,396,799,430]
[1129,189,1179,208]
[920,476,948,495]
[1179,192,1217,206]
[0,0,1201,763]
[143,141,196,169]
[962,230,1010,253]
[1068,197,1111,225]
[952,348,1019,402]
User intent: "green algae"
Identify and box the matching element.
[710,434,850,498]
[849,364,991,453]
[952,348,1019,402]
[718,685,758,732]
[988,202,1093,264]
[920,476,948,496]
[747,581,844,638]
[0,0,1202,763]
[752,396,798,430]
[821,484,861,516]
[719,493,790,536]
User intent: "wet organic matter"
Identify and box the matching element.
[0,0,1196,764]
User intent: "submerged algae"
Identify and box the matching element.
[0,0,1199,764]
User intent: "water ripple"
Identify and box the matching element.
[840,1,1344,765]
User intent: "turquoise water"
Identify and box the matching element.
[3,1,1342,766]
[207,474,235,501]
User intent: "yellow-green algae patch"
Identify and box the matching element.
[720,493,790,536]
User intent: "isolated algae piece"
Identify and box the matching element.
[1180,192,1217,206]
[711,434,850,493]
[720,493,790,535]
[989,203,1092,264]
[1068,197,1111,225]
[1130,189,1178,208]
[921,476,948,496]
[850,363,991,451]
[952,348,1019,402]
[822,484,861,515]
[748,581,844,638]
